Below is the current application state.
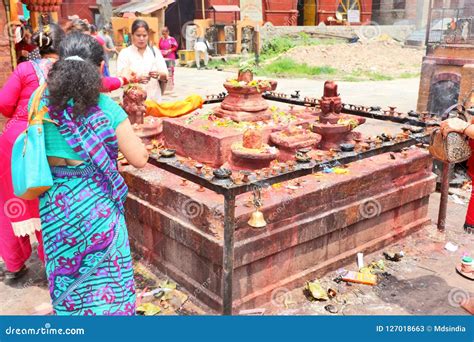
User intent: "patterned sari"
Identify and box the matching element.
[39,103,136,315]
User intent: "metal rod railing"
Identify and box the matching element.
[147,93,434,314]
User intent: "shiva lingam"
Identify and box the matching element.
[213,70,278,122]
[121,85,161,143]
[270,125,321,162]
[230,128,279,170]
[310,81,365,150]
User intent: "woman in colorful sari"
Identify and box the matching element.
[0,24,64,283]
[33,33,148,315]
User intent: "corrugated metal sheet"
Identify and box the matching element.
[114,0,175,14]
[210,5,240,12]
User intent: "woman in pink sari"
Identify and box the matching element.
[0,24,64,282]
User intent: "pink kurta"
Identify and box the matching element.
[0,60,49,272]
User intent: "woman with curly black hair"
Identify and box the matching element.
[30,33,148,315]
[0,23,64,283]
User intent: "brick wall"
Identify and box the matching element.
[195,0,241,23]
[0,3,13,131]
[60,0,128,24]
[372,0,419,25]
[417,46,474,113]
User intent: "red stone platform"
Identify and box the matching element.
[121,148,436,312]
[162,113,315,168]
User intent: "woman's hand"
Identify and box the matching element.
[149,71,159,79]
[116,119,149,169]
[158,73,168,81]
[440,118,470,137]
[138,75,151,84]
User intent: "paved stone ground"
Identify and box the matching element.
[1,68,472,316]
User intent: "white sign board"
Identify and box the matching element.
[240,0,263,23]
[348,10,361,23]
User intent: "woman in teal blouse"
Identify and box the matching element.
[31,33,148,315]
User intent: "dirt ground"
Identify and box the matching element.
[282,39,425,79]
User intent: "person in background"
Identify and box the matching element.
[117,19,168,102]
[159,26,178,92]
[99,26,118,78]
[60,21,128,92]
[0,24,64,283]
[15,25,36,64]
[34,33,148,315]
[67,19,91,35]
[90,24,105,46]
[123,28,131,47]
[194,35,209,70]
[90,25,108,76]
[440,117,474,235]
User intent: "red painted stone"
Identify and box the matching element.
[122,149,436,312]
[162,111,315,168]
[311,81,366,150]
[213,76,277,122]
[270,127,322,161]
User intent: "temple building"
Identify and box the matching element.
[194,0,374,26]
[372,0,473,27]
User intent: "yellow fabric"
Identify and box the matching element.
[145,95,204,118]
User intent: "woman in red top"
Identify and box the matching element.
[159,27,178,92]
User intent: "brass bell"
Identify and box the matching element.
[248,209,267,229]
[248,189,267,229]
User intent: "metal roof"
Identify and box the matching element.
[114,0,175,14]
[209,5,240,12]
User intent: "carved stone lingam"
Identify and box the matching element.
[270,125,321,162]
[230,128,279,170]
[311,81,365,150]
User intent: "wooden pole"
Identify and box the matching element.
[438,162,450,231]
[50,11,58,23]
[9,0,17,21]
[31,11,39,31]
[3,0,17,69]
[425,0,433,52]
[201,0,205,19]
